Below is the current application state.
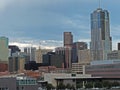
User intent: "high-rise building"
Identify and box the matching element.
[118,43,120,50]
[0,37,9,63]
[64,32,73,47]
[107,50,120,60]
[72,42,87,63]
[78,49,91,65]
[42,52,64,68]
[24,47,36,61]
[35,48,52,63]
[64,32,73,68]
[90,8,112,61]
[9,45,20,56]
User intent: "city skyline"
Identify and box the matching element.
[0,0,120,50]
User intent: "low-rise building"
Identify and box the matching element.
[44,73,91,87]
[0,75,39,90]
[85,60,120,78]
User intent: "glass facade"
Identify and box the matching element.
[90,8,112,61]
[17,77,37,85]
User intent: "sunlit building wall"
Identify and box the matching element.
[0,37,9,64]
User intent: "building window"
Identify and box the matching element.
[71,73,76,77]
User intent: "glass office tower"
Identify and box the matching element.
[90,8,112,61]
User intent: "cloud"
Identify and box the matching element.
[0,0,119,51]
[9,39,63,50]
[0,0,14,10]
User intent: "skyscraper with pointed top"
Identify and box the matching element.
[90,6,112,60]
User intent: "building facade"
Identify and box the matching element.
[78,49,91,65]
[35,48,52,63]
[72,63,85,74]
[24,47,36,61]
[85,60,120,78]
[0,37,9,64]
[42,52,64,68]
[107,50,120,60]
[118,43,120,50]
[72,42,88,63]
[64,32,73,69]
[90,8,112,61]
[64,32,73,47]
[0,76,39,90]
[8,45,20,57]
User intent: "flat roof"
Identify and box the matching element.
[55,77,102,80]
[91,60,120,65]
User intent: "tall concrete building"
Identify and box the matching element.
[35,48,52,63]
[24,47,36,61]
[72,42,87,63]
[107,50,120,60]
[78,49,91,65]
[9,45,20,56]
[64,32,73,47]
[64,32,73,68]
[0,37,9,63]
[118,43,120,50]
[90,8,112,61]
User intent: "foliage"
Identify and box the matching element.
[46,83,55,90]
[85,82,93,88]
[112,81,120,87]
[102,81,112,89]
[57,83,66,90]
[76,83,83,89]
[70,85,75,90]
[94,81,102,88]
[66,83,71,89]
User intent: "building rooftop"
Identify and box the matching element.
[91,60,120,65]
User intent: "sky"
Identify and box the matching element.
[0,0,120,50]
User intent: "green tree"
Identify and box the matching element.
[94,81,102,88]
[70,85,75,90]
[66,83,71,89]
[57,83,66,90]
[85,82,93,89]
[112,81,120,87]
[76,83,83,89]
[102,81,112,89]
[46,83,55,90]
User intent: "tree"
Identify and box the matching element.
[76,83,83,89]
[94,81,102,88]
[112,81,120,87]
[65,84,75,90]
[85,82,93,89]
[70,85,75,90]
[66,83,71,89]
[57,83,66,90]
[46,83,55,90]
[102,81,112,89]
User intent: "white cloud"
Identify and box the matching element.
[9,39,63,51]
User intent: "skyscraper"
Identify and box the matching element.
[0,37,9,63]
[64,32,73,68]
[64,32,73,47]
[118,43,120,50]
[24,47,36,61]
[0,37,9,72]
[72,42,87,63]
[90,8,112,61]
